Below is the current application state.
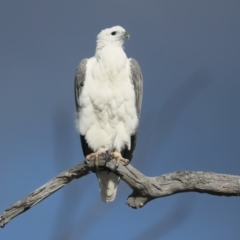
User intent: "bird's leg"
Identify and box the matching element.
[110,151,129,170]
[86,148,106,168]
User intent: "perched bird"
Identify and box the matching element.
[75,26,143,202]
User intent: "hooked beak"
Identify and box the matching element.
[123,31,130,40]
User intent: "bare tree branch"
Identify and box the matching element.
[1,157,240,228]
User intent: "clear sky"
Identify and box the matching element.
[0,0,240,239]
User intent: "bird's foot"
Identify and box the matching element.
[86,149,106,168]
[110,151,129,170]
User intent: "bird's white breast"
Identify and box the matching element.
[77,46,138,152]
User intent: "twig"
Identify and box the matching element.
[1,158,240,228]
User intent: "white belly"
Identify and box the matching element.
[77,55,138,152]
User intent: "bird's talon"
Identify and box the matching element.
[85,149,106,168]
[123,161,129,166]
[113,165,118,171]
[85,158,90,164]
[98,152,104,157]
[109,151,129,169]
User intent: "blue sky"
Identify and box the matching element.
[0,1,240,239]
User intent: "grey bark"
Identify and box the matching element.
[0,158,240,228]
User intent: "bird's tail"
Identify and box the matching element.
[96,171,120,202]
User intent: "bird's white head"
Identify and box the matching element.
[96,26,130,51]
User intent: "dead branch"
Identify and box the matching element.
[1,157,240,228]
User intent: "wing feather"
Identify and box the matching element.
[130,58,143,117]
[121,58,143,161]
[74,58,88,111]
[74,59,93,157]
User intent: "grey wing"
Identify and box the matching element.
[74,58,88,111]
[130,58,143,117]
[121,58,143,161]
[74,59,93,157]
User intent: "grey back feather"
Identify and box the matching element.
[74,58,88,111]
[130,58,143,117]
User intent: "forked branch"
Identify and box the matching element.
[1,157,240,228]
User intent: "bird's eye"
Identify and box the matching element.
[111,31,117,35]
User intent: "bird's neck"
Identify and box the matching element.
[95,45,126,59]
[94,45,128,79]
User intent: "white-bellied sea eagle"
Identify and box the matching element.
[75,26,143,202]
